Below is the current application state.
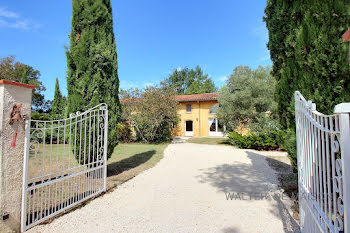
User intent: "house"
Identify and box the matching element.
[172,93,224,137]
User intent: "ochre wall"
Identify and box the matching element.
[172,100,218,137]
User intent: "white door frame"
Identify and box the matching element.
[185,120,194,136]
[209,118,224,137]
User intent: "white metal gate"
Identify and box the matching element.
[295,91,350,233]
[21,104,108,231]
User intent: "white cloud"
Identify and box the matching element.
[119,80,139,90]
[176,67,182,71]
[0,6,40,30]
[143,82,154,87]
[119,80,157,90]
[0,7,18,18]
[218,75,228,82]
[212,75,228,87]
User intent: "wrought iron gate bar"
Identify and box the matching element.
[21,104,108,232]
[295,91,344,233]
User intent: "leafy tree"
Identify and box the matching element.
[20,67,29,84]
[162,65,217,94]
[264,0,350,167]
[0,56,48,112]
[217,66,276,131]
[120,87,179,143]
[51,78,66,119]
[66,0,121,160]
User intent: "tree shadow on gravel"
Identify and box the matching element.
[196,151,300,233]
[107,150,156,177]
[196,152,275,193]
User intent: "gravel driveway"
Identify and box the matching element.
[28,143,299,233]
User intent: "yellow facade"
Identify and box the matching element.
[172,100,223,137]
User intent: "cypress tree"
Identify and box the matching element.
[66,0,120,160]
[264,0,350,167]
[265,0,350,126]
[51,78,65,119]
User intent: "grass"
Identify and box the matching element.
[106,142,169,190]
[187,137,230,145]
[24,142,169,221]
[28,142,169,189]
[28,144,78,179]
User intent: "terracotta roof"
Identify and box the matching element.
[120,93,218,104]
[0,79,35,89]
[343,28,350,42]
[0,80,36,89]
[175,93,218,102]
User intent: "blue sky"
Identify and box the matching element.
[0,0,271,100]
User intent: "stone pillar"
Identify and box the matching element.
[0,80,34,232]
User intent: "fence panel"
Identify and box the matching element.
[295,91,346,233]
[21,104,108,231]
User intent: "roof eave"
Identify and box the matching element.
[176,99,217,102]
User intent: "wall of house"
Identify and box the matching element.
[172,100,219,137]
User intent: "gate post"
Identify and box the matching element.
[334,103,350,233]
[0,80,34,232]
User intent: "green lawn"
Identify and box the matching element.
[106,142,169,190]
[187,137,230,146]
[25,142,169,213]
[28,142,169,189]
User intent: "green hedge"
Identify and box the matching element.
[227,131,285,151]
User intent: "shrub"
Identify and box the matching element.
[227,131,284,151]
[249,115,281,136]
[281,128,297,172]
[120,86,179,143]
[116,122,133,143]
[31,112,51,121]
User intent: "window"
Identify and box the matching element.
[186,104,192,113]
[210,104,219,114]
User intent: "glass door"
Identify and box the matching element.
[209,118,224,136]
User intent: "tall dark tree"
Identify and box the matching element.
[66,0,120,160]
[265,0,350,128]
[162,65,217,94]
[51,78,66,119]
[264,0,350,167]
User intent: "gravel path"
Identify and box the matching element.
[28,143,299,233]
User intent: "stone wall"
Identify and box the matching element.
[0,80,34,232]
